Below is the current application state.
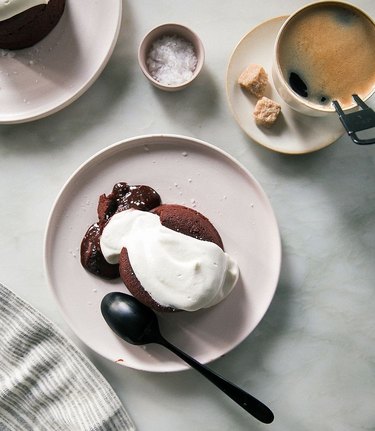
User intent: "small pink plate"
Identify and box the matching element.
[226,16,347,154]
[44,134,281,372]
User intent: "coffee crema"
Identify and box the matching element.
[278,3,375,109]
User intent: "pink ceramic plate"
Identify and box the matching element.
[0,0,122,123]
[44,135,281,372]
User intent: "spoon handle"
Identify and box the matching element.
[159,337,274,424]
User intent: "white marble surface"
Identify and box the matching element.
[1,1,375,430]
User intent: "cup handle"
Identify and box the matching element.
[333,95,375,145]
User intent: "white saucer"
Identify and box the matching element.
[44,134,281,372]
[0,0,122,124]
[226,16,346,154]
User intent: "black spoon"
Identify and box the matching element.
[101,292,274,424]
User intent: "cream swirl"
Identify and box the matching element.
[0,0,49,21]
[100,209,239,312]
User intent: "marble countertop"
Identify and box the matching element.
[1,0,374,430]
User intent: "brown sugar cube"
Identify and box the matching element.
[253,97,281,127]
[238,64,268,98]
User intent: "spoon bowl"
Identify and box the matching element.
[101,291,161,345]
[101,292,274,424]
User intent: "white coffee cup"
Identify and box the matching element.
[272,1,375,117]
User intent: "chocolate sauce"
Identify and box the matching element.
[80,222,119,279]
[80,182,161,278]
[115,184,161,213]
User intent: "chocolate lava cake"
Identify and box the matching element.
[0,0,66,50]
[118,204,224,312]
[81,183,225,313]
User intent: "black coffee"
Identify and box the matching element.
[279,3,375,108]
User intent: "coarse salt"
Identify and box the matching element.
[146,35,198,86]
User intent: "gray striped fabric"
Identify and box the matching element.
[0,283,136,431]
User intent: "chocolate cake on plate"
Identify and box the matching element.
[118,204,224,312]
[0,0,66,50]
[81,182,239,314]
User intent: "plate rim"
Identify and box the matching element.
[0,0,122,124]
[44,133,282,372]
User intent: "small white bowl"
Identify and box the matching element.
[138,23,205,92]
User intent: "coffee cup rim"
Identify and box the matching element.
[274,0,375,113]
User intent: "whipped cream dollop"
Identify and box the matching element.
[0,0,49,21]
[100,209,239,311]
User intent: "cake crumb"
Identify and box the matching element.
[238,64,268,98]
[253,97,281,127]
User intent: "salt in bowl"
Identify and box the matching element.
[138,23,205,91]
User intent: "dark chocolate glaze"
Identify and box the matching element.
[80,182,161,278]
[80,222,119,279]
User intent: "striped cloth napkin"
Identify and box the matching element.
[0,283,135,431]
